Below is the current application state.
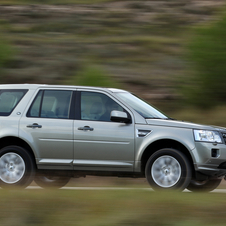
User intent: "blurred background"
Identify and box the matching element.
[1,1,226,225]
[1,0,226,126]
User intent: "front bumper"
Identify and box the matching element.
[192,142,226,177]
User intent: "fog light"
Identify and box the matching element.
[212,149,219,158]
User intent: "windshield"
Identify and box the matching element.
[116,92,168,119]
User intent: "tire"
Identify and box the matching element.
[186,178,222,192]
[0,146,35,188]
[145,148,192,191]
[34,171,70,189]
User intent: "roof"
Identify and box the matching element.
[0,84,128,93]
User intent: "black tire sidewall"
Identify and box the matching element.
[145,148,192,190]
[0,145,35,188]
[34,172,70,189]
[187,178,222,192]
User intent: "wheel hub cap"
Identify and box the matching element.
[0,153,25,184]
[163,167,170,176]
[151,155,181,188]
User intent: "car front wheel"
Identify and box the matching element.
[145,148,192,191]
[0,146,35,188]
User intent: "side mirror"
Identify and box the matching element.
[110,110,131,123]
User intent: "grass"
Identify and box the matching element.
[1,189,226,226]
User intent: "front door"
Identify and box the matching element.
[73,90,135,172]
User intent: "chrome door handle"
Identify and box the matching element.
[78,126,94,131]
[27,123,42,128]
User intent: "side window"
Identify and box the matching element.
[27,91,43,117]
[81,91,124,122]
[0,89,28,116]
[27,90,73,119]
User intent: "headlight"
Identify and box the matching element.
[194,130,222,143]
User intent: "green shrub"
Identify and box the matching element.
[0,38,14,68]
[184,12,226,108]
[69,66,118,88]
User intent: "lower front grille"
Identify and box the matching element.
[218,162,226,169]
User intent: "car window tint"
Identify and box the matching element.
[0,90,28,116]
[27,90,72,119]
[27,91,43,117]
[81,91,124,122]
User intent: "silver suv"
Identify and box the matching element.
[0,84,226,191]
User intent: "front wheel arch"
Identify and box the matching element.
[141,139,195,176]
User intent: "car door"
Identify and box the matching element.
[73,90,135,172]
[19,89,74,170]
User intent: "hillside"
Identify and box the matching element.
[0,0,225,104]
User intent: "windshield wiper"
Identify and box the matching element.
[166,117,176,120]
[145,117,166,119]
[145,117,176,120]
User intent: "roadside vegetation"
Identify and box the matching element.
[0,0,112,4]
[1,1,226,224]
[0,0,226,124]
[0,36,15,81]
[68,66,119,88]
[1,189,226,226]
[184,11,226,108]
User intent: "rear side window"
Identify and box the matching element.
[27,90,73,119]
[0,89,28,116]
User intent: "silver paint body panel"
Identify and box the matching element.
[0,84,224,177]
[73,120,135,171]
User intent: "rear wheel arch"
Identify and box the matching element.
[0,136,36,168]
[0,145,35,188]
[140,139,195,175]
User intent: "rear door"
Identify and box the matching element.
[19,89,75,170]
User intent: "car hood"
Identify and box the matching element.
[145,119,226,132]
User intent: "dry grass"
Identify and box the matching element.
[170,105,226,127]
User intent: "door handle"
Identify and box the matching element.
[78,126,94,131]
[27,123,42,128]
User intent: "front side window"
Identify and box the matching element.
[81,91,124,122]
[0,89,28,116]
[27,90,73,119]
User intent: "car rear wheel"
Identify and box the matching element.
[145,148,192,191]
[186,178,222,192]
[34,172,70,189]
[0,146,35,188]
